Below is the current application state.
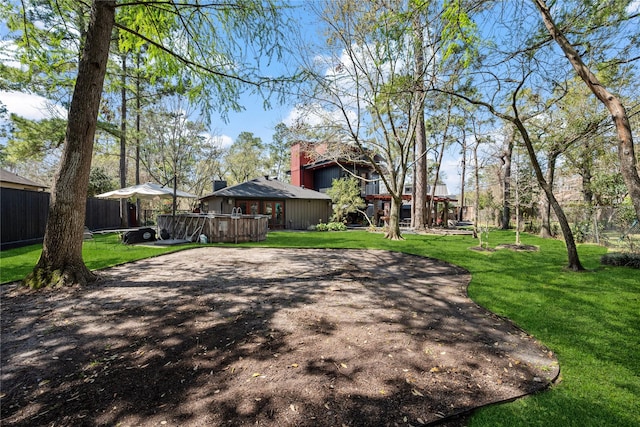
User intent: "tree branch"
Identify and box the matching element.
[113,22,255,85]
[113,22,295,89]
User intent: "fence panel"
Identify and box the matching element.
[85,197,121,230]
[0,188,121,250]
[0,188,50,249]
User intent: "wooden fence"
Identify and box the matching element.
[156,213,268,243]
[0,188,121,250]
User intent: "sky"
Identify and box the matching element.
[2,1,640,195]
[12,0,618,196]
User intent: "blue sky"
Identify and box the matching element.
[9,0,599,196]
[2,1,640,196]
[0,1,503,195]
[0,1,316,150]
[0,2,316,150]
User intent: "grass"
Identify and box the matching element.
[1,229,638,426]
[0,232,183,284]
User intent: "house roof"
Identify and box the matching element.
[200,176,332,200]
[0,168,48,190]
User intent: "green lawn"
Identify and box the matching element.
[1,229,638,426]
[0,232,183,284]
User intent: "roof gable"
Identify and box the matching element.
[201,177,331,200]
[0,169,48,190]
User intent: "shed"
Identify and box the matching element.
[199,176,332,230]
[0,169,48,191]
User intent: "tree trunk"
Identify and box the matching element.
[413,14,427,231]
[458,131,467,223]
[414,117,428,229]
[135,53,142,225]
[384,195,404,240]
[501,129,514,229]
[428,104,451,226]
[411,143,416,226]
[429,142,446,226]
[24,0,116,289]
[473,139,480,240]
[581,169,593,204]
[534,0,640,222]
[540,150,558,238]
[514,156,521,245]
[513,118,584,270]
[120,53,128,227]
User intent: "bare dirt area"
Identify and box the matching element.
[1,248,559,427]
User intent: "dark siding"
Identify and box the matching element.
[285,199,331,230]
[314,166,343,191]
[313,165,376,193]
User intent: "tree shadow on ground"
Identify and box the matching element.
[1,248,558,426]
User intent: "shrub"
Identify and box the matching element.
[314,221,347,232]
[600,252,640,269]
[327,222,347,231]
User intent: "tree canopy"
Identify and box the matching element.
[3,0,299,288]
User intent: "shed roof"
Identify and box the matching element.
[201,176,332,200]
[0,168,48,190]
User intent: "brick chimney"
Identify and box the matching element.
[290,142,314,189]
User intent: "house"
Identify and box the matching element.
[0,169,48,191]
[291,142,381,196]
[290,142,384,224]
[199,176,332,230]
[290,142,457,226]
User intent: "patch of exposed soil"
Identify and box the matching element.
[468,247,496,252]
[495,244,539,252]
[1,248,558,426]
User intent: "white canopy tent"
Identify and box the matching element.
[95,182,198,200]
[96,182,198,240]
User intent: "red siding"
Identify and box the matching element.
[290,142,315,189]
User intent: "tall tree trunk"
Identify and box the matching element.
[473,138,480,240]
[514,149,521,245]
[429,142,446,226]
[501,128,515,229]
[534,0,640,222]
[135,52,142,225]
[513,118,584,270]
[413,13,427,231]
[120,53,128,227]
[411,142,416,225]
[458,132,467,222]
[581,169,593,204]
[427,99,453,226]
[384,195,404,240]
[25,0,116,289]
[414,118,428,229]
[540,150,558,238]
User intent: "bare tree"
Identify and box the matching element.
[412,10,428,231]
[499,126,516,230]
[295,1,422,239]
[295,0,474,239]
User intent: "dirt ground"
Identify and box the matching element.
[1,248,559,427]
